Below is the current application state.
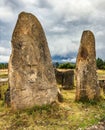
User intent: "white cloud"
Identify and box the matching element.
[96,31,104,37]
[49,26,67,33]
[48,35,78,57]
[0,55,9,63]
[21,0,38,5]
[48,0,94,22]
[70,58,76,63]
[0,0,105,62]
[0,0,15,23]
[0,47,11,56]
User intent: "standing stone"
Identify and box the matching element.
[5,87,10,107]
[62,70,74,89]
[75,30,100,101]
[55,69,63,85]
[55,69,74,89]
[9,12,58,110]
[98,80,105,94]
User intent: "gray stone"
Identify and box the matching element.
[98,80,105,94]
[57,88,63,102]
[55,69,74,89]
[5,87,10,107]
[8,12,58,110]
[55,69,63,85]
[75,30,100,101]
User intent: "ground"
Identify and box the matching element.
[0,69,105,130]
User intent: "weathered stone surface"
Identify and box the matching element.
[55,69,63,85]
[5,87,10,107]
[98,80,105,94]
[8,12,58,110]
[57,88,63,102]
[0,79,8,100]
[55,69,74,89]
[75,30,100,101]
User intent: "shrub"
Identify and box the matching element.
[58,62,75,69]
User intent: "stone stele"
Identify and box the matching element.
[75,30,100,101]
[55,69,74,89]
[8,12,58,110]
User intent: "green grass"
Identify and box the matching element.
[0,88,105,130]
[0,74,8,78]
[0,84,8,101]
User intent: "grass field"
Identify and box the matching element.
[97,70,105,80]
[0,69,105,130]
[0,88,105,130]
[0,69,8,78]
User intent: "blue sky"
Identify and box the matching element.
[0,0,105,62]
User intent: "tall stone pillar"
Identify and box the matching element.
[75,30,100,101]
[9,12,58,110]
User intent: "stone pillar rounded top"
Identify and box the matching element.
[12,12,45,41]
[75,30,100,101]
[76,30,96,64]
[9,12,58,110]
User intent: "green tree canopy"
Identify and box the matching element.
[96,58,105,69]
[58,62,75,69]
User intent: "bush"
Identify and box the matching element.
[96,58,105,70]
[58,62,75,69]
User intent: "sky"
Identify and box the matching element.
[0,0,105,63]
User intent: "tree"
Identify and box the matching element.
[54,62,59,68]
[96,58,105,69]
[58,62,75,69]
[0,63,8,69]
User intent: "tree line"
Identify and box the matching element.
[54,62,75,69]
[96,58,105,69]
[54,58,105,70]
[0,57,104,69]
[0,63,8,69]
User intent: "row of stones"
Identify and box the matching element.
[8,12,100,110]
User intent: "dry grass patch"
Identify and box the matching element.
[97,69,105,80]
[0,69,105,130]
[0,89,105,130]
[0,69,8,78]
